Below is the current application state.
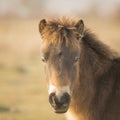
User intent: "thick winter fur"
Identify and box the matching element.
[39,18,120,120]
[69,31,120,120]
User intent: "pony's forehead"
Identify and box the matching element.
[41,41,80,56]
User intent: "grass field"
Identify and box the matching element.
[0,17,120,120]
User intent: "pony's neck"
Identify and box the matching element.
[70,30,114,115]
[79,30,114,93]
[80,30,114,76]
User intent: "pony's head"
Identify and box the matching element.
[39,18,84,113]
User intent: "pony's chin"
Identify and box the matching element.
[54,109,68,114]
[54,108,68,114]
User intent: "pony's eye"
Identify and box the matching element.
[41,56,47,62]
[74,56,80,63]
[58,52,62,57]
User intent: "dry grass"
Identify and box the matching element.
[0,17,120,120]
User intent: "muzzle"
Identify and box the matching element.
[49,92,71,113]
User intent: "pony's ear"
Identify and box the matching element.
[39,19,47,34]
[75,19,84,35]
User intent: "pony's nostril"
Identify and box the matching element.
[60,92,71,105]
[49,93,59,108]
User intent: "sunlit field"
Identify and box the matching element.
[0,17,120,120]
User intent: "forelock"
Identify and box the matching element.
[41,18,80,47]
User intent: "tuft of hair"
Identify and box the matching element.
[41,17,81,47]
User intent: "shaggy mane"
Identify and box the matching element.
[41,18,116,59]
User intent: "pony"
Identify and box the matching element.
[38,18,120,120]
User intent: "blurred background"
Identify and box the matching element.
[0,0,120,120]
